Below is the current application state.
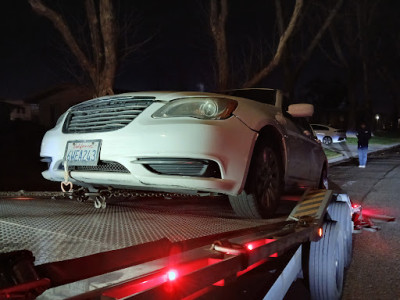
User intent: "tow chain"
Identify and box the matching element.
[0,159,202,209]
[69,188,198,209]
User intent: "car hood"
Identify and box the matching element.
[67,90,281,131]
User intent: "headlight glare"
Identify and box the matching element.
[152,97,237,120]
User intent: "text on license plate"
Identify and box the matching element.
[64,140,101,166]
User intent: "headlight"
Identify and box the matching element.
[152,97,237,120]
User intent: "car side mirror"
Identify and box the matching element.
[287,104,314,117]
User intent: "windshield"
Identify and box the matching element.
[223,89,277,105]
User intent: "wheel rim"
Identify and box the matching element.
[255,148,280,209]
[323,136,332,144]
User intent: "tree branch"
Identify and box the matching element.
[99,0,117,95]
[293,0,344,77]
[85,0,102,73]
[28,0,96,80]
[209,0,229,91]
[242,0,304,88]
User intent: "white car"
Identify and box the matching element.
[40,89,327,218]
[311,124,347,145]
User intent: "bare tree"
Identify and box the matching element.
[242,0,305,88]
[29,0,117,96]
[321,0,386,128]
[207,0,343,94]
[246,0,344,90]
[292,0,344,81]
[209,0,229,91]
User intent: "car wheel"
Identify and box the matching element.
[319,167,329,189]
[323,136,333,145]
[229,143,282,219]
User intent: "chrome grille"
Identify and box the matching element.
[63,95,155,133]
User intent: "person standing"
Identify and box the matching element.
[356,122,371,168]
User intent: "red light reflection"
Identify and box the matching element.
[11,197,35,200]
[167,270,178,281]
[244,238,276,252]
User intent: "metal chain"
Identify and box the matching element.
[0,189,197,201]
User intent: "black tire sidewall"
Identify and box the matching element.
[246,143,282,218]
[308,221,345,300]
[327,202,353,268]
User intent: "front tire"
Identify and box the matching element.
[229,143,282,219]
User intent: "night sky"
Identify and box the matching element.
[1,1,221,99]
[0,1,288,99]
[1,0,399,116]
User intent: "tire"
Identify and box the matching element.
[319,167,329,189]
[229,143,282,219]
[328,202,353,268]
[323,136,333,145]
[308,221,345,300]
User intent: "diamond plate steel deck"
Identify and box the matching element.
[0,196,284,265]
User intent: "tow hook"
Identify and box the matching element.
[94,195,107,209]
[61,161,73,193]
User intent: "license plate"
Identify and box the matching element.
[64,140,101,166]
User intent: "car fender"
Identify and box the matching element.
[232,100,290,185]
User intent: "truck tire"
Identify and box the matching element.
[229,143,282,219]
[328,202,353,268]
[308,221,345,300]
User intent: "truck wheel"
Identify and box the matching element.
[229,143,282,219]
[328,202,353,268]
[308,221,345,300]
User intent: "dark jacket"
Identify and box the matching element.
[356,127,371,148]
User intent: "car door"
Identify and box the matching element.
[283,117,323,189]
[301,122,325,185]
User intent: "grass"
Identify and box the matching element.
[325,132,400,160]
[346,135,400,145]
[324,148,343,159]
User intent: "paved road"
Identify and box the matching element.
[329,146,400,300]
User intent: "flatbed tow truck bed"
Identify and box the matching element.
[0,190,356,300]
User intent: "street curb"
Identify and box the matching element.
[328,144,400,167]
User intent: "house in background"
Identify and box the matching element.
[0,99,38,122]
[11,100,39,122]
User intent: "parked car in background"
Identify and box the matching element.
[40,88,328,219]
[311,124,347,145]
